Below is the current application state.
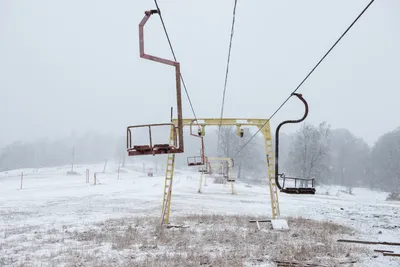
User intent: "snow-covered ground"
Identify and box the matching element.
[0,162,399,266]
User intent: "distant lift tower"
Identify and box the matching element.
[202,157,236,195]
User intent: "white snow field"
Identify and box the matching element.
[0,162,399,266]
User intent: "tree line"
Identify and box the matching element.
[0,124,399,195]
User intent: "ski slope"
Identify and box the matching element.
[0,162,399,266]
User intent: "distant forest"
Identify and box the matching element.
[0,123,399,194]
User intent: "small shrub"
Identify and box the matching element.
[386,192,400,201]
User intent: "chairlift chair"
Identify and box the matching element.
[198,166,207,173]
[126,9,184,157]
[278,173,315,194]
[127,123,180,156]
[206,157,235,181]
[187,120,206,166]
[198,157,210,172]
[224,159,236,182]
[275,93,316,195]
[188,156,204,166]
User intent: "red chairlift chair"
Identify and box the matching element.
[126,9,184,157]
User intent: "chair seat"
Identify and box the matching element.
[281,187,316,194]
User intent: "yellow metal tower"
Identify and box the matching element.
[160,118,280,225]
[259,124,280,219]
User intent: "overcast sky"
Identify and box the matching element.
[0,0,399,147]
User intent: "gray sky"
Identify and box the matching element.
[1,0,399,147]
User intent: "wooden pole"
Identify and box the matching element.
[117,164,120,180]
[102,160,108,173]
[20,172,23,189]
[86,169,89,183]
[337,239,400,246]
[383,253,400,257]
[71,146,75,172]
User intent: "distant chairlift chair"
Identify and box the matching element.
[187,120,206,166]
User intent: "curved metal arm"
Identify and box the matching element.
[275,93,309,190]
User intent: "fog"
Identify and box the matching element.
[1,0,399,148]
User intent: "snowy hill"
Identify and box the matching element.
[0,162,399,266]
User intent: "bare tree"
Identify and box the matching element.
[329,129,370,194]
[370,127,400,194]
[285,122,331,185]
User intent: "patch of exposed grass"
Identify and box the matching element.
[3,215,367,267]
